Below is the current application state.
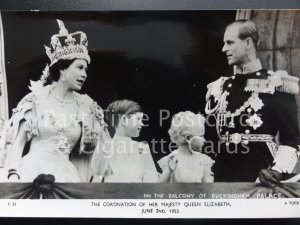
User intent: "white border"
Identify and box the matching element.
[0,199,300,218]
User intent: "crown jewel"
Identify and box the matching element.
[45,19,90,66]
[29,20,91,91]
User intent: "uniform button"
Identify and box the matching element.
[245,129,250,134]
[243,140,249,145]
[228,83,232,88]
[256,72,261,76]
[247,108,252,113]
[225,142,229,146]
[231,133,242,144]
[226,131,229,135]
[231,76,235,80]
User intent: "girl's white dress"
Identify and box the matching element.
[158,149,214,183]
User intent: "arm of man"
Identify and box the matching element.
[272,91,300,173]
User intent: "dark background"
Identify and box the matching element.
[1,0,300,223]
[2,11,234,166]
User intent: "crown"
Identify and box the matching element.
[45,19,90,66]
[29,20,91,91]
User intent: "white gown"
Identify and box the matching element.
[0,84,107,182]
[19,111,82,182]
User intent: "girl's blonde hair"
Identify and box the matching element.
[168,111,205,145]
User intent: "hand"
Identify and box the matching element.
[259,168,282,187]
[168,156,178,172]
[91,102,105,126]
[90,128,99,148]
[83,125,99,152]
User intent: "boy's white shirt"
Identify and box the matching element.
[96,134,158,183]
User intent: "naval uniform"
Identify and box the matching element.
[205,59,300,182]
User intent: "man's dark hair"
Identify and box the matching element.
[226,19,259,49]
[105,99,142,128]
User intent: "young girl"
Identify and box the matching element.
[91,99,158,182]
[158,111,214,183]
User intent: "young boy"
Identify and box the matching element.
[91,99,158,182]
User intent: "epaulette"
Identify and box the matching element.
[275,70,299,94]
[245,70,299,95]
[206,76,229,101]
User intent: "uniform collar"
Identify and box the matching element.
[236,59,262,75]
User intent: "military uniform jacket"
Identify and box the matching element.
[205,59,300,182]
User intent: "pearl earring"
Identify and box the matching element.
[61,72,66,81]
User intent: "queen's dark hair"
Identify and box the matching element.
[48,58,76,82]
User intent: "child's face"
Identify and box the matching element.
[124,112,144,138]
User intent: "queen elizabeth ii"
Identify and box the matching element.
[0,20,109,182]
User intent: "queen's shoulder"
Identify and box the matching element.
[18,92,36,104]
[21,84,52,101]
[75,92,94,104]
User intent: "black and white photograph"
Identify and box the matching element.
[0,9,299,218]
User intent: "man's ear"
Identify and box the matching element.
[245,37,254,49]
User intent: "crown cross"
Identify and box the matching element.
[65,35,76,46]
[43,19,90,66]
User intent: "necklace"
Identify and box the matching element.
[50,88,76,104]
